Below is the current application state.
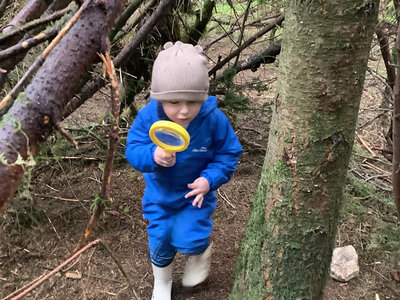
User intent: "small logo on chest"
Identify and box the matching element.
[192,146,208,152]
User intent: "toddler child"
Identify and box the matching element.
[125,41,242,300]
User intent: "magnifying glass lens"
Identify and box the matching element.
[154,129,184,146]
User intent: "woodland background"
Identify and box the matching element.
[0,0,399,299]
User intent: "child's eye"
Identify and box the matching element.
[169,101,179,104]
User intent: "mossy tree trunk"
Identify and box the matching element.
[231,1,379,299]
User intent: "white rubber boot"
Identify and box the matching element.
[181,243,212,287]
[151,264,172,300]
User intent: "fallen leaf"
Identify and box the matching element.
[65,271,82,280]
[391,271,400,282]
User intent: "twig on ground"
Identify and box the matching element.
[356,132,376,157]
[371,146,393,155]
[357,112,387,131]
[217,189,236,209]
[363,161,391,176]
[46,215,61,240]
[33,193,91,203]
[5,239,101,300]
[0,274,46,300]
[240,136,266,151]
[100,241,140,300]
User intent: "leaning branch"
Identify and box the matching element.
[208,13,284,77]
[2,0,53,33]
[0,6,72,45]
[218,40,281,77]
[0,0,127,214]
[63,0,176,118]
[203,13,280,51]
[109,0,141,41]
[376,22,396,89]
[0,25,60,63]
[0,3,86,112]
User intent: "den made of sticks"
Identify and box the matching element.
[1,0,400,299]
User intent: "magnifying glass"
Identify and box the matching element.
[149,120,190,153]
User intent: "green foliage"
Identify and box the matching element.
[90,193,110,210]
[380,1,398,23]
[369,221,400,253]
[214,67,249,124]
[38,132,71,162]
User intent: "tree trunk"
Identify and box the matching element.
[0,0,127,214]
[230,1,379,299]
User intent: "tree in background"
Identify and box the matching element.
[231,0,379,298]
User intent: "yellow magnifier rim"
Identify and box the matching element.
[149,120,190,153]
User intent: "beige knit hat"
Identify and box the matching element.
[150,41,209,102]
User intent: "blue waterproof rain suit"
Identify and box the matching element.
[125,96,242,267]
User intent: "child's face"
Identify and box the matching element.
[161,100,202,127]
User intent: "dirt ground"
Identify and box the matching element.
[1,37,400,300]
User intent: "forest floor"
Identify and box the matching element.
[1,29,400,300]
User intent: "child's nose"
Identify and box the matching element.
[179,104,189,114]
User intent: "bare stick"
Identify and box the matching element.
[204,13,280,51]
[0,6,71,44]
[0,274,46,300]
[233,0,253,66]
[72,50,120,254]
[33,193,91,202]
[356,132,376,156]
[0,25,60,62]
[55,122,78,149]
[0,2,86,111]
[7,239,101,300]
[208,13,284,77]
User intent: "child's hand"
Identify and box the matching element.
[154,147,176,167]
[185,177,210,208]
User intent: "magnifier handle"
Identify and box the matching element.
[159,147,172,155]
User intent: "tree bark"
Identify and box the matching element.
[392,21,400,217]
[230,1,379,299]
[0,0,127,214]
[376,22,396,89]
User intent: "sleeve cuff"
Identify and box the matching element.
[201,172,214,191]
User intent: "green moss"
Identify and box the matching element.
[369,221,400,255]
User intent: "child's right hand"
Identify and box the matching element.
[154,147,176,167]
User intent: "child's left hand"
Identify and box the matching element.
[185,177,210,208]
